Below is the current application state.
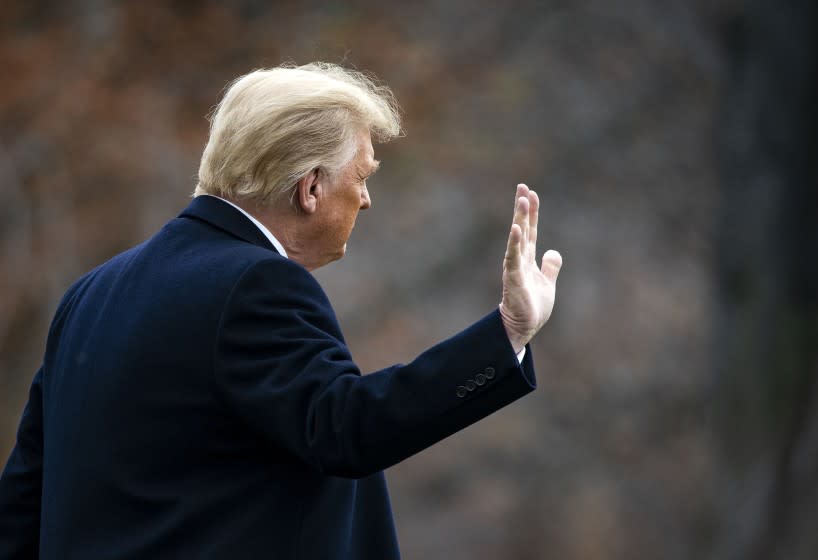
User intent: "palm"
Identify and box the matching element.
[499,184,562,353]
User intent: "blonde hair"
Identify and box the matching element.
[194,62,402,206]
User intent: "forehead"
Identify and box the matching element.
[353,131,378,171]
[357,130,374,157]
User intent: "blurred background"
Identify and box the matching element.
[1,0,815,558]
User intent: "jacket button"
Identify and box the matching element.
[484,367,496,379]
[456,386,468,398]
[475,373,487,386]
[465,379,477,391]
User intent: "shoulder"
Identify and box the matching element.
[218,254,345,344]
[227,255,333,315]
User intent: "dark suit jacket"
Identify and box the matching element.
[0,195,536,559]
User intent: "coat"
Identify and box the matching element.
[0,195,537,559]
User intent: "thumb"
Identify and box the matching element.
[541,249,563,282]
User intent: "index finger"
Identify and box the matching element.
[513,190,530,249]
[505,196,528,271]
[504,222,522,272]
[528,189,539,250]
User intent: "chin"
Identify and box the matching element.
[325,245,346,265]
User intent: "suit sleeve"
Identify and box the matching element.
[213,259,537,479]
[0,367,44,558]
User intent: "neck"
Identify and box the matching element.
[225,196,321,271]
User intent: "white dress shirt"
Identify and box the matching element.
[205,194,525,364]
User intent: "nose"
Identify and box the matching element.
[360,185,371,210]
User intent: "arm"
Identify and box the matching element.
[214,259,537,479]
[0,367,44,558]
[214,183,561,479]
[0,279,84,556]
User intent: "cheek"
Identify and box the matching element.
[327,202,358,240]
[341,208,359,237]
[320,187,363,247]
[342,194,362,227]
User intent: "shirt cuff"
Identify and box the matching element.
[516,347,526,364]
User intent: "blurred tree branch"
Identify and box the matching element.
[714,0,818,558]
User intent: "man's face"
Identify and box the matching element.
[312,130,379,264]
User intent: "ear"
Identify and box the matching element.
[295,168,322,214]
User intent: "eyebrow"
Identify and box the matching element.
[360,159,380,177]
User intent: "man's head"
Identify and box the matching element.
[284,127,379,268]
[194,62,401,209]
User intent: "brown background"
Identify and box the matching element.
[2,1,815,558]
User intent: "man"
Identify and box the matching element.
[0,62,562,559]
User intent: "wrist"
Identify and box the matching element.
[498,304,529,354]
[506,335,526,355]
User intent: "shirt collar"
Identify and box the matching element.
[202,195,288,258]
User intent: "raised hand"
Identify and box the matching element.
[499,183,563,353]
